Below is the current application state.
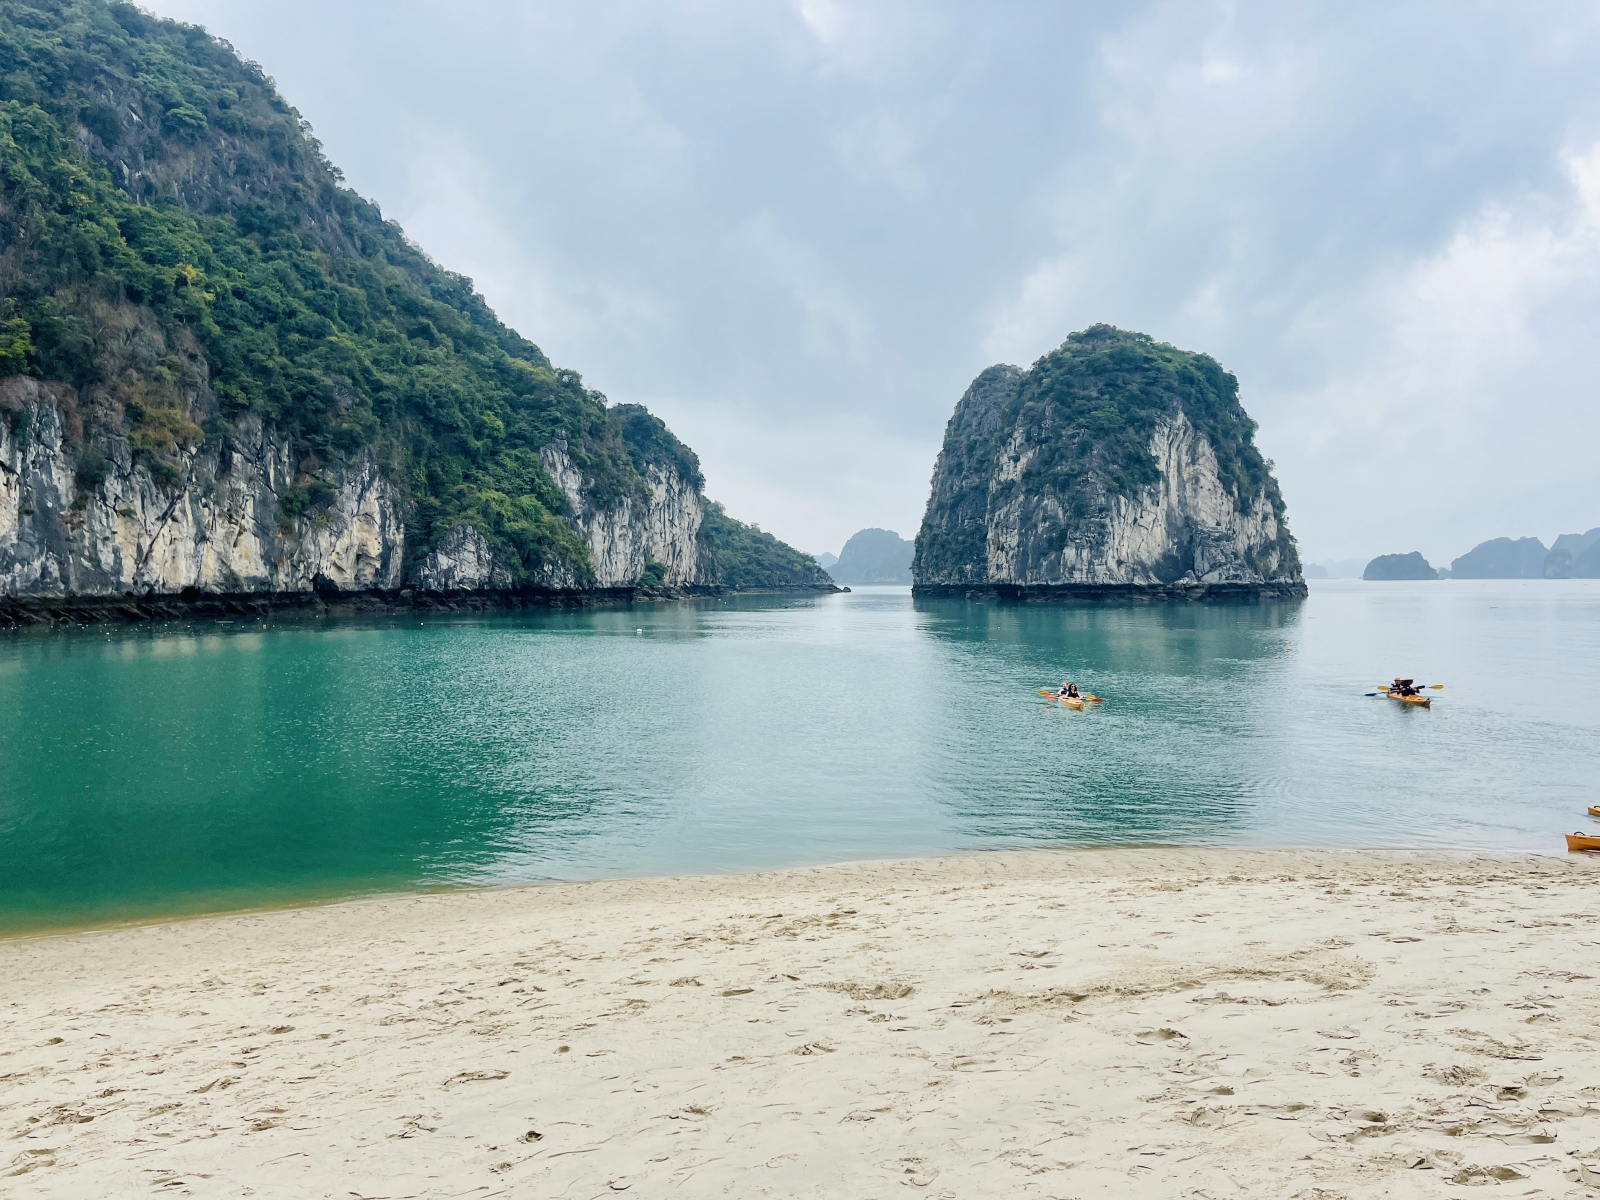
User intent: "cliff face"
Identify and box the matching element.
[540,436,703,588]
[0,379,736,599]
[2,378,403,596]
[914,326,1303,599]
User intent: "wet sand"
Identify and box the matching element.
[3,847,1599,1197]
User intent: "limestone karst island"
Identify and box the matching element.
[3,4,1598,1199]
[0,2,829,626]
[913,325,1304,601]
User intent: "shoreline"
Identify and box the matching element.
[0,581,844,630]
[4,846,1598,1196]
[1,842,1580,943]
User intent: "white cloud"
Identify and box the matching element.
[791,0,948,81]
[1274,141,1600,561]
[833,109,925,198]
[727,214,871,361]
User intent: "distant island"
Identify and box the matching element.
[1450,536,1549,579]
[0,1,831,626]
[1349,527,1600,583]
[824,528,913,585]
[1453,530,1600,579]
[913,326,1304,601]
[1363,552,1439,581]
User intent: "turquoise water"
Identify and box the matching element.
[2,581,1597,932]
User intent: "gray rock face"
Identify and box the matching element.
[913,330,1303,599]
[2,379,403,597]
[914,366,1022,588]
[1,381,714,601]
[981,409,1291,587]
[412,524,514,592]
[540,436,704,587]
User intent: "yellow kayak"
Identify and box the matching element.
[1037,689,1085,709]
[1380,689,1431,707]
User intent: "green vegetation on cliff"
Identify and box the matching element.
[697,504,831,590]
[0,0,816,587]
[1010,326,1283,519]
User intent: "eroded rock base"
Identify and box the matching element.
[913,581,1308,603]
[0,584,842,629]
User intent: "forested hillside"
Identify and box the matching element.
[0,0,825,589]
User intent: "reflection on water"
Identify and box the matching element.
[2,581,1597,930]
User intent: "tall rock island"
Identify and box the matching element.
[914,326,1304,600]
[0,0,830,624]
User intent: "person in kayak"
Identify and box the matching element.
[1392,678,1418,697]
[1057,681,1081,699]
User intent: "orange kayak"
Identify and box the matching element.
[1567,833,1600,853]
[1589,806,1600,818]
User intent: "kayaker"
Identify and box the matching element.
[1393,678,1418,697]
[1057,681,1081,699]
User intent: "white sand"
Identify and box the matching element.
[3,848,1600,1198]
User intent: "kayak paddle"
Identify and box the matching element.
[1037,688,1104,702]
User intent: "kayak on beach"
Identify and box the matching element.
[1566,832,1600,853]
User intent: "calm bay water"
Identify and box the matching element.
[2,580,1597,932]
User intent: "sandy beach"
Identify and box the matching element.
[3,848,1599,1197]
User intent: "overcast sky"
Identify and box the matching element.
[155,0,1600,566]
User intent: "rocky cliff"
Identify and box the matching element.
[1,377,825,611]
[914,326,1303,600]
[2,377,404,596]
[0,0,830,620]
